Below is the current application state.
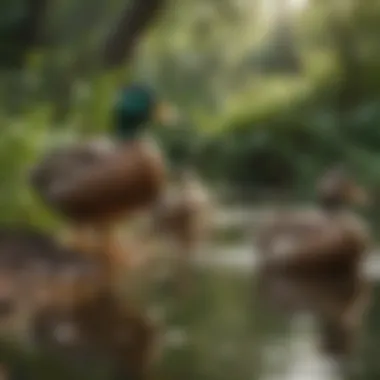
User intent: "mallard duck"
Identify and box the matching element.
[256,166,371,358]
[30,84,176,276]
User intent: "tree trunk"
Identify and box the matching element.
[103,0,166,69]
[0,0,48,68]
[24,0,48,47]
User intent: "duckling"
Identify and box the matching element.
[256,166,371,359]
[30,84,176,277]
[151,168,213,290]
[153,168,212,246]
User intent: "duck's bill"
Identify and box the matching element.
[153,102,179,126]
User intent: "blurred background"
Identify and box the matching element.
[1,0,380,379]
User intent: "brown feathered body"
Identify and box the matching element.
[257,209,370,313]
[256,167,371,358]
[30,138,166,223]
[152,171,211,243]
[151,173,212,293]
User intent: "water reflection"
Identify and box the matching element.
[1,242,380,379]
[147,266,379,380]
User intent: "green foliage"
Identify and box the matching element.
[1,0,380,216]
[2,1,380,379]
[0,0,33,68]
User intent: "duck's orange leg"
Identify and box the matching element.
[93,223,131,283]
[93,220,157,286]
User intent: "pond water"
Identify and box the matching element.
[2,205,380,380]
[146,202,380,380]
[147,265,380,380]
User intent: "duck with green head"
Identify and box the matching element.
[30,84,177,277]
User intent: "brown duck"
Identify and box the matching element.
[30,85,176,276]
[151,168,213,290]
[256,166,371,358]
[153,169,212,247]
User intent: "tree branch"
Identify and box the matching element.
[24,0,48,47]
[103,0,166,69]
